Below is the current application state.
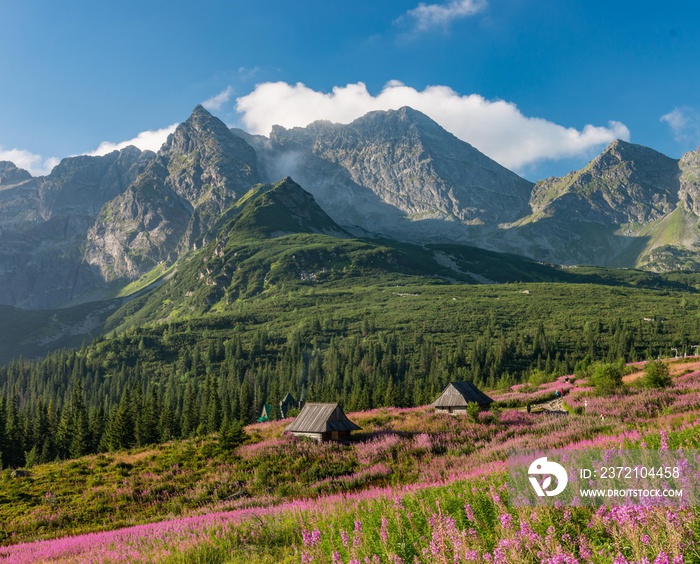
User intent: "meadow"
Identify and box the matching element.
[1,359,699,563]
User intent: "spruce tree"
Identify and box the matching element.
[105,388,135,450]
[69,384,90,458]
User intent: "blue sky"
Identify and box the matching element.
[1,0,699,180]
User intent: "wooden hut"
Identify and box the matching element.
[431,382,493,414]
[279,392,299,418]
[257,403,277,422]
[285,402,361,442]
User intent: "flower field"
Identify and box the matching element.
[2,363,700,563]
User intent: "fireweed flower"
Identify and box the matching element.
[380,517,389,542]
[464,503,476,522]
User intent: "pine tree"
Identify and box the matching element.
[217,420,248,453]
[69,384,90,458]
[105,388,135,450]
[89,405,106,453]
[4,394,24,467]
[136,387,159,446]
[0,396,7,468]
[205,375,221,434]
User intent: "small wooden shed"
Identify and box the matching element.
[257,403,277,422]
[279,392,299,418]
[285,402,361,442]
[432,382,493,414]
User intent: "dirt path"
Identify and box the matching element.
[522,397,568,415]
[542,398,566,413]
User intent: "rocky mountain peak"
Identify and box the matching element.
[258,107,533,234]
[159,105,260,204]
[84,106,263,285]
[530,138,680,225]
[592,139,671,170]
[0,161,32,185]
[354,106,439,132]
[171,105,233,145]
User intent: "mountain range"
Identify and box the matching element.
[2,104,700,311]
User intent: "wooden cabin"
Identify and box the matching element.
[431,382,493,414]
[279,392,299,418]
[257,403,277,422]
[285,402,361,442]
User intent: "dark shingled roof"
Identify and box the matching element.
[431,382,493,407]
[285,403,361,433]
[280,392,297,405]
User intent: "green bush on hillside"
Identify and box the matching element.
[589,360,624,395]
[642,361,672,389]
[466,402,480,422]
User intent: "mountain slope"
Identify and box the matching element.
[238,107,533,240]
[529,140,680,224]
[679,146,700,215]
[0,161,31,186]
[105,177,698,334]
[489,140,700,269]
[103,177,470,329]
[85,106,262,283]
[0,147,153,308]
[4,105,700,313]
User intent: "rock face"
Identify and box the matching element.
[530,140,680,225]
[504,140,698,270]
[0,161,32,186]
[239,106,533,240]
[679,147,700,216]
[0,147,153,308]
[85,105,262,282]
[0,106,262,307]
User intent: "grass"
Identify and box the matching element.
[114,263,174,298]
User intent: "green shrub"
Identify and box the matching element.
[527,369,554,386]
[466,402,480,422]
[589,361,623,395]
[643,361,672,389]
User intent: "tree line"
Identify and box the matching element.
[0,310,694,468]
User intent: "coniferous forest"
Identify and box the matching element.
[2,277,699,468]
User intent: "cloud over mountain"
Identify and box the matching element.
[236,81,630,171]
[203,86,235,111]
[0,147,59,177]
[661,107,700,147]
[88,124,179,157]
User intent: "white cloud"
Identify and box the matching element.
[235,81,630,171]
[661,107,700,145]
[0,147,59,177]
[404,0,487,31]
[88,124,179,157]
[202,86,235,111]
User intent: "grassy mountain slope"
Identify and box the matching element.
[105,177,700,334]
